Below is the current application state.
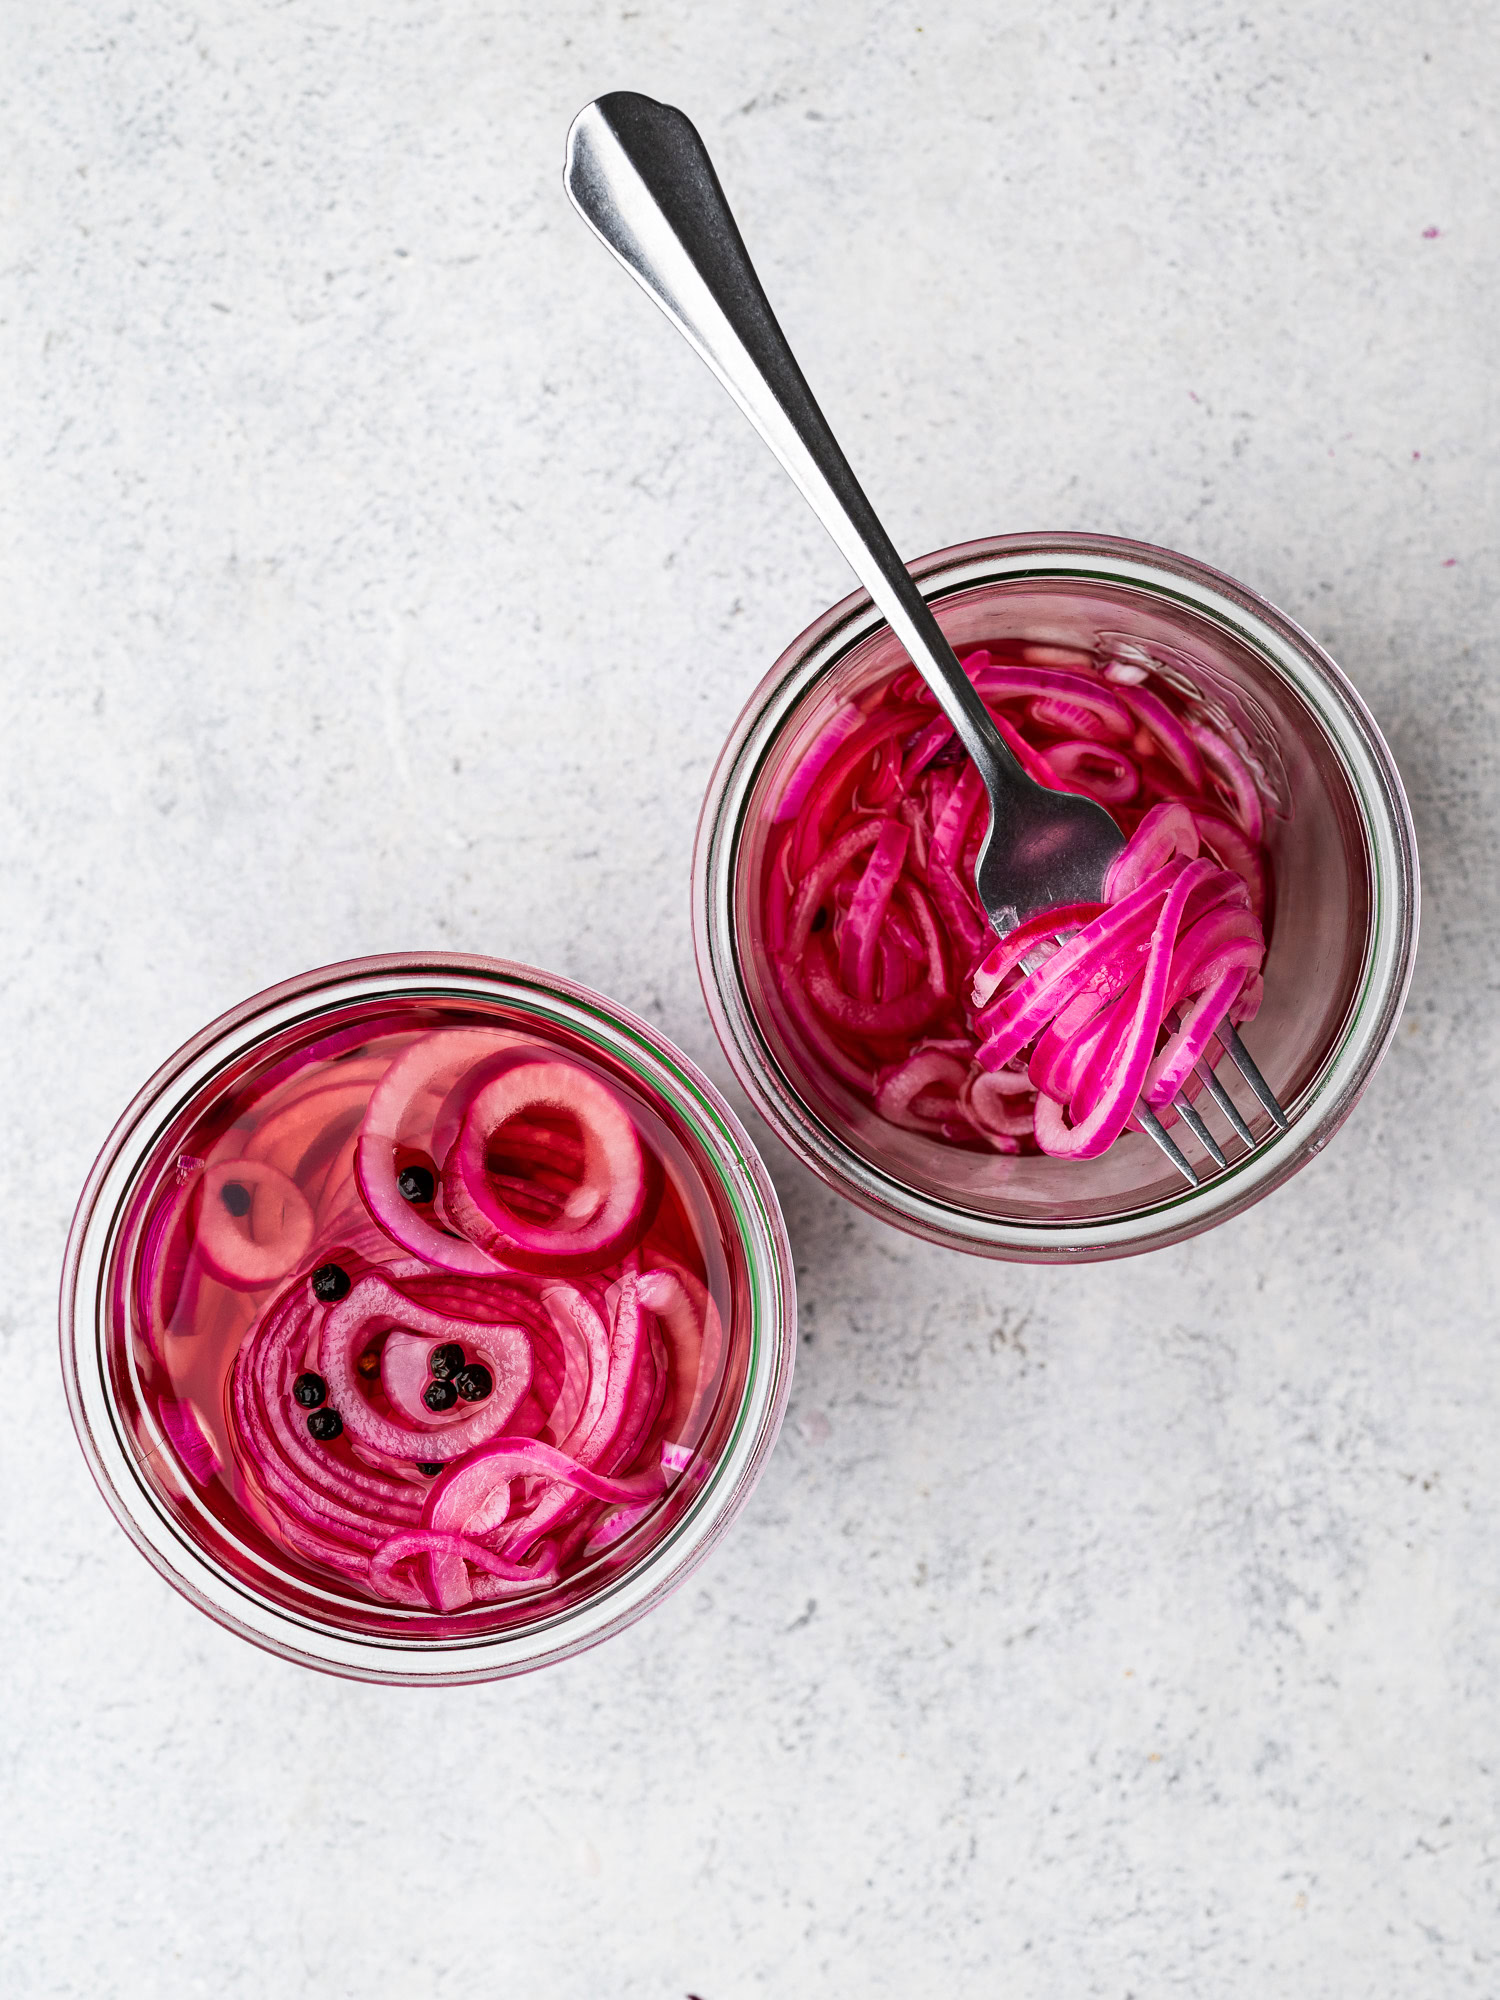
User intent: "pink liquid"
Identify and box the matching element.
[759,642,1274,1155]
[106,996,747,1631]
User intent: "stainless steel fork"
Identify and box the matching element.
[564,90,1289,1182]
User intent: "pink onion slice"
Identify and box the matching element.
[158,1397,221,1486]
[764,826,796,953]
[989,710,1064,787]
[966,659,1134,739]
[928,763,986,875]
[774,699,866,823]
[969,901,1105,1010]
[420,1437,664,1610]
[802,930,945,1037]
[355,1028,523,1274]
[1192,811,1268,920]
[1042,740,1140,806]
[1145,961,1256,1108]
[874,1049,970,1136]
[135,1165,201,1358]
[854,733,903,808]
[318,1276,531,1463]
[581,1500,657,1556]
[442,1061,648,1274]
[773,959,877,1095]
[838,818,911,1000]
[378,1329,476,1427]
[975,864,1181,1072]
[597,1291,668,1477]
[373,1528,560,1609]
[1103,802,1200,900]
[243,1077,376,1180]
[542,1281,612,1450]
[231,1289,424,1595]
[1030,859,1217,1158]
[638,1262,716,1447]
[1022,642,1095,669]
[785,819,885,954]
[901,713,961,786]
[804,874,949,1038]
[194,1160,315,1290]
[574,1270,650,1470]
[1116,682,1204,787]
[1029,695,1120,741]
[1188,718,1266,842]
[497,1274,656,1560]
[960,1068,1033,1145]
[425,1044,561,1182]
[789,706,931,872]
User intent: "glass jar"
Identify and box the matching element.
[61,953,796,1683]
[694,532,1418,1262]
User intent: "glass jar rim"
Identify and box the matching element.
[60,951,797,1682]
[693,530,1419,1261]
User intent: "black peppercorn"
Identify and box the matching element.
[292,1372,327,1409]
[311,1263,352,1303]
[427,1342,464,1381]
[417,1462,444,1477]
[397,1162,436,1204]
[423,1378,459,1413]
[307,1407,343,1442]
[452,1363,493,1403]
[219,1181,252,1218]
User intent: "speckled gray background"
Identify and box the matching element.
[3,3,1497,1995]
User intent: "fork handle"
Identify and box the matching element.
[563,91,1029,801]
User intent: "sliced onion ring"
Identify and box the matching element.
[355,1028,523,1274]
[420,1436,664,1609]
[194,1160,315,1290]
[318,1275,531,1462]
[442,1060,649,1274]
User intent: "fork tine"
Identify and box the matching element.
[1218,1023,1290,1131]
[1193,1059,1256,1147]
[1136,1103,1200,1186]
[1170,1093,1228,1169]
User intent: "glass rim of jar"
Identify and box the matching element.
[693,529,1419,1262]
[60,951,797,1684]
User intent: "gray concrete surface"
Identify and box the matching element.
[3,3,1497,1994]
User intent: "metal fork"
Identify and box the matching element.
[564,90,1289,1182]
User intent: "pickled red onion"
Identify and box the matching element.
[355,1028,522,1274]
[317,1276,532,1462]
[158,1397,220,1486]
[135,1166,199,1358]
[194,1160,314,1289]
[443,1059,650,1273]
[371,1529,558,1604]
[764,643,1273,1159]
[132,1018,732,1614]
[421,1438,664,1610]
